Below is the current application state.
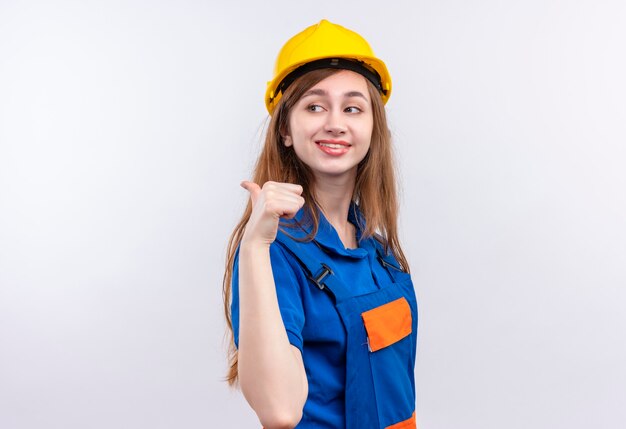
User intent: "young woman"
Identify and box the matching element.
[223,20,418,429]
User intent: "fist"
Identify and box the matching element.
[240,180,305,247]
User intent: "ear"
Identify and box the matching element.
[283,135,293,147]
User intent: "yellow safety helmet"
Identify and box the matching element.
[265,19,392,114]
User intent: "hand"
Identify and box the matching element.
[240,180,305,247]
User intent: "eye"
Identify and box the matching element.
[345,106,362,113]
[307,104,324,112]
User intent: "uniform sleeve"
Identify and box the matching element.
[231,242,306,352]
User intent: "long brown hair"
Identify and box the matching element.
[222,68,409,385]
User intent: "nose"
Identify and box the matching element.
[324,109,347,135]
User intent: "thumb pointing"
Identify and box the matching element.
[240,180,261,206]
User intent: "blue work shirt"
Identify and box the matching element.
[231,204,399,428]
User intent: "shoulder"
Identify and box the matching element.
[271,241,307,278]
[366,234,408,273]
[232,240,309,285]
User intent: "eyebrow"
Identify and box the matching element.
[301,88,369,101]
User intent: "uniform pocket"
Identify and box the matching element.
[361,297,412,352]
[362,297,416,428]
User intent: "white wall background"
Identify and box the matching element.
[1,1,625,428]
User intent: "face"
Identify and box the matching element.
[283,70,374,183]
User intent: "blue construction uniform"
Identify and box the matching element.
[231,204,418,428]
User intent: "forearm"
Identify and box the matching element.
[237,242,308,428]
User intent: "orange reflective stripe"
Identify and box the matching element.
[385,411,416,429]
[361,297,412,352]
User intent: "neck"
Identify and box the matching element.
[312,172,357,248]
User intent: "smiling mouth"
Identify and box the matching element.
[316,140,351,149]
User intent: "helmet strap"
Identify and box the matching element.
[274,58,386,103]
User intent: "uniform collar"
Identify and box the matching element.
[279,202,369,259]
